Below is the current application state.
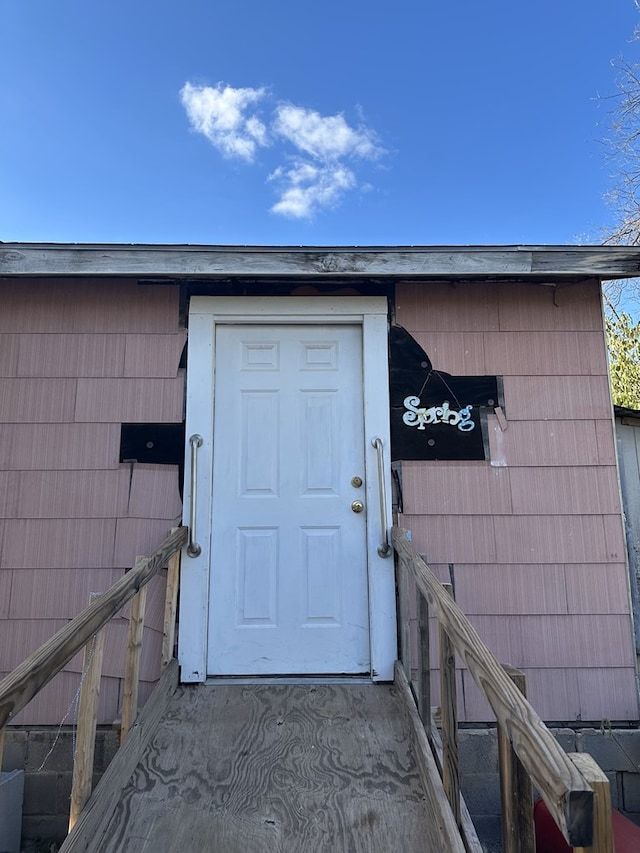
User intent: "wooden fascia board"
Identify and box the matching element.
[1,244,640,279]
[531,248,640,277]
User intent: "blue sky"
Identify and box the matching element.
[1,1,639,247]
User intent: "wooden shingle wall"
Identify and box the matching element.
[396,279,639,723]
[0,279,185,725]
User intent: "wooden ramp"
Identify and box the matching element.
[81,682,446,853]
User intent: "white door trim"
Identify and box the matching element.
[179,296,396,682]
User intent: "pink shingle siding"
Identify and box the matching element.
[16,333,126,377]
[487,418,606,466]
[0,378,77,422]
[397,278,638,723]
[0,278,184,725]
[2,272,636,727]
[124,333,187,378]
[0,335,19,376]
[74,377,184,423]
[7,568,123,619]
[0,423,121,470]
[0,279,178,334]
[2,671,122,729]
[502,375,612,420]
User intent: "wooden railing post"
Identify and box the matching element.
[120,558,148,744]
[417,593,431,733]
[498,665,535,853]
[68,595,106,832]
[440,582,460,827]
[569,753,614,853]
[162,529,181,667]
[391,527,595,847]
[394,662,468,853]
[397,556,412,674]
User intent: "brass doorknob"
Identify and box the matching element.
[351,500,364,513]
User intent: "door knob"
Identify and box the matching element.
[351,500,365,513]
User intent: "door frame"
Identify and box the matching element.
[179,296,396,682]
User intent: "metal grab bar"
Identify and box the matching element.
[187,434,203,557]
[371,437,392,558]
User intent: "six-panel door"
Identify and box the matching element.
[207,324,371,675]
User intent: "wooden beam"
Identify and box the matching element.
[0,526,187,728]
[392,527,593,848]
[417,593,431,732]
[161,533,181,668]
[428,709,485,853]
[60,659,180,853]
[394,662,466,853]
[569,753,614,853]
[1,243,639,279]
[498,666,535,853]
[68,599,106,832]
[120,562,148,744]
[439,583,460,827]
[397,558,412,673]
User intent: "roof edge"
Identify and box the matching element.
[1,242,639,279]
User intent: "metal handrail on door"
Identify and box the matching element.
[371,437,392,557]
[187,434,203,557]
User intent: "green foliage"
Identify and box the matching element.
[606,311,640,409]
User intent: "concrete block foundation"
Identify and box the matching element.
[3,724,640,851]
[0,770,25,853]
[459,726,640,852]
[2,728,119,848]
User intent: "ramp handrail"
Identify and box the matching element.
[0,526,187,731]
[392,526,613,851]
[0,525,186,833]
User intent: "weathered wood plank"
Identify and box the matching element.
[397,557,412,671]
[69,606,106,831]
[392,526,593,848]
[395,662,467,853]
[161,532,180,668]
[120,563,147,744]
[569,753,614,853]
[91,679,439,853]
[428,707,485,853]
[0,526,187,728]
[60,659,179,853]
[498,665,535,853]
[440,583,460,827]
[418,593,431,731]
[1,243,639,279]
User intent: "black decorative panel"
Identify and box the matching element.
[389,325,500,462]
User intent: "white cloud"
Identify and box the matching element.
[268,105,382,218]
[269,161,356,219]
[273,104,382,161]
[180,82,268,162]
[179,81,384,218]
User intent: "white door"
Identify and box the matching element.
[207,324,370,675]
[180,296,395,684]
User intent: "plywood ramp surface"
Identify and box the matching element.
[96,682,440,852]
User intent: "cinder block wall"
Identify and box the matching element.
[6,725,640,848]
[458,726,640,852]
[3,727,119,842]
